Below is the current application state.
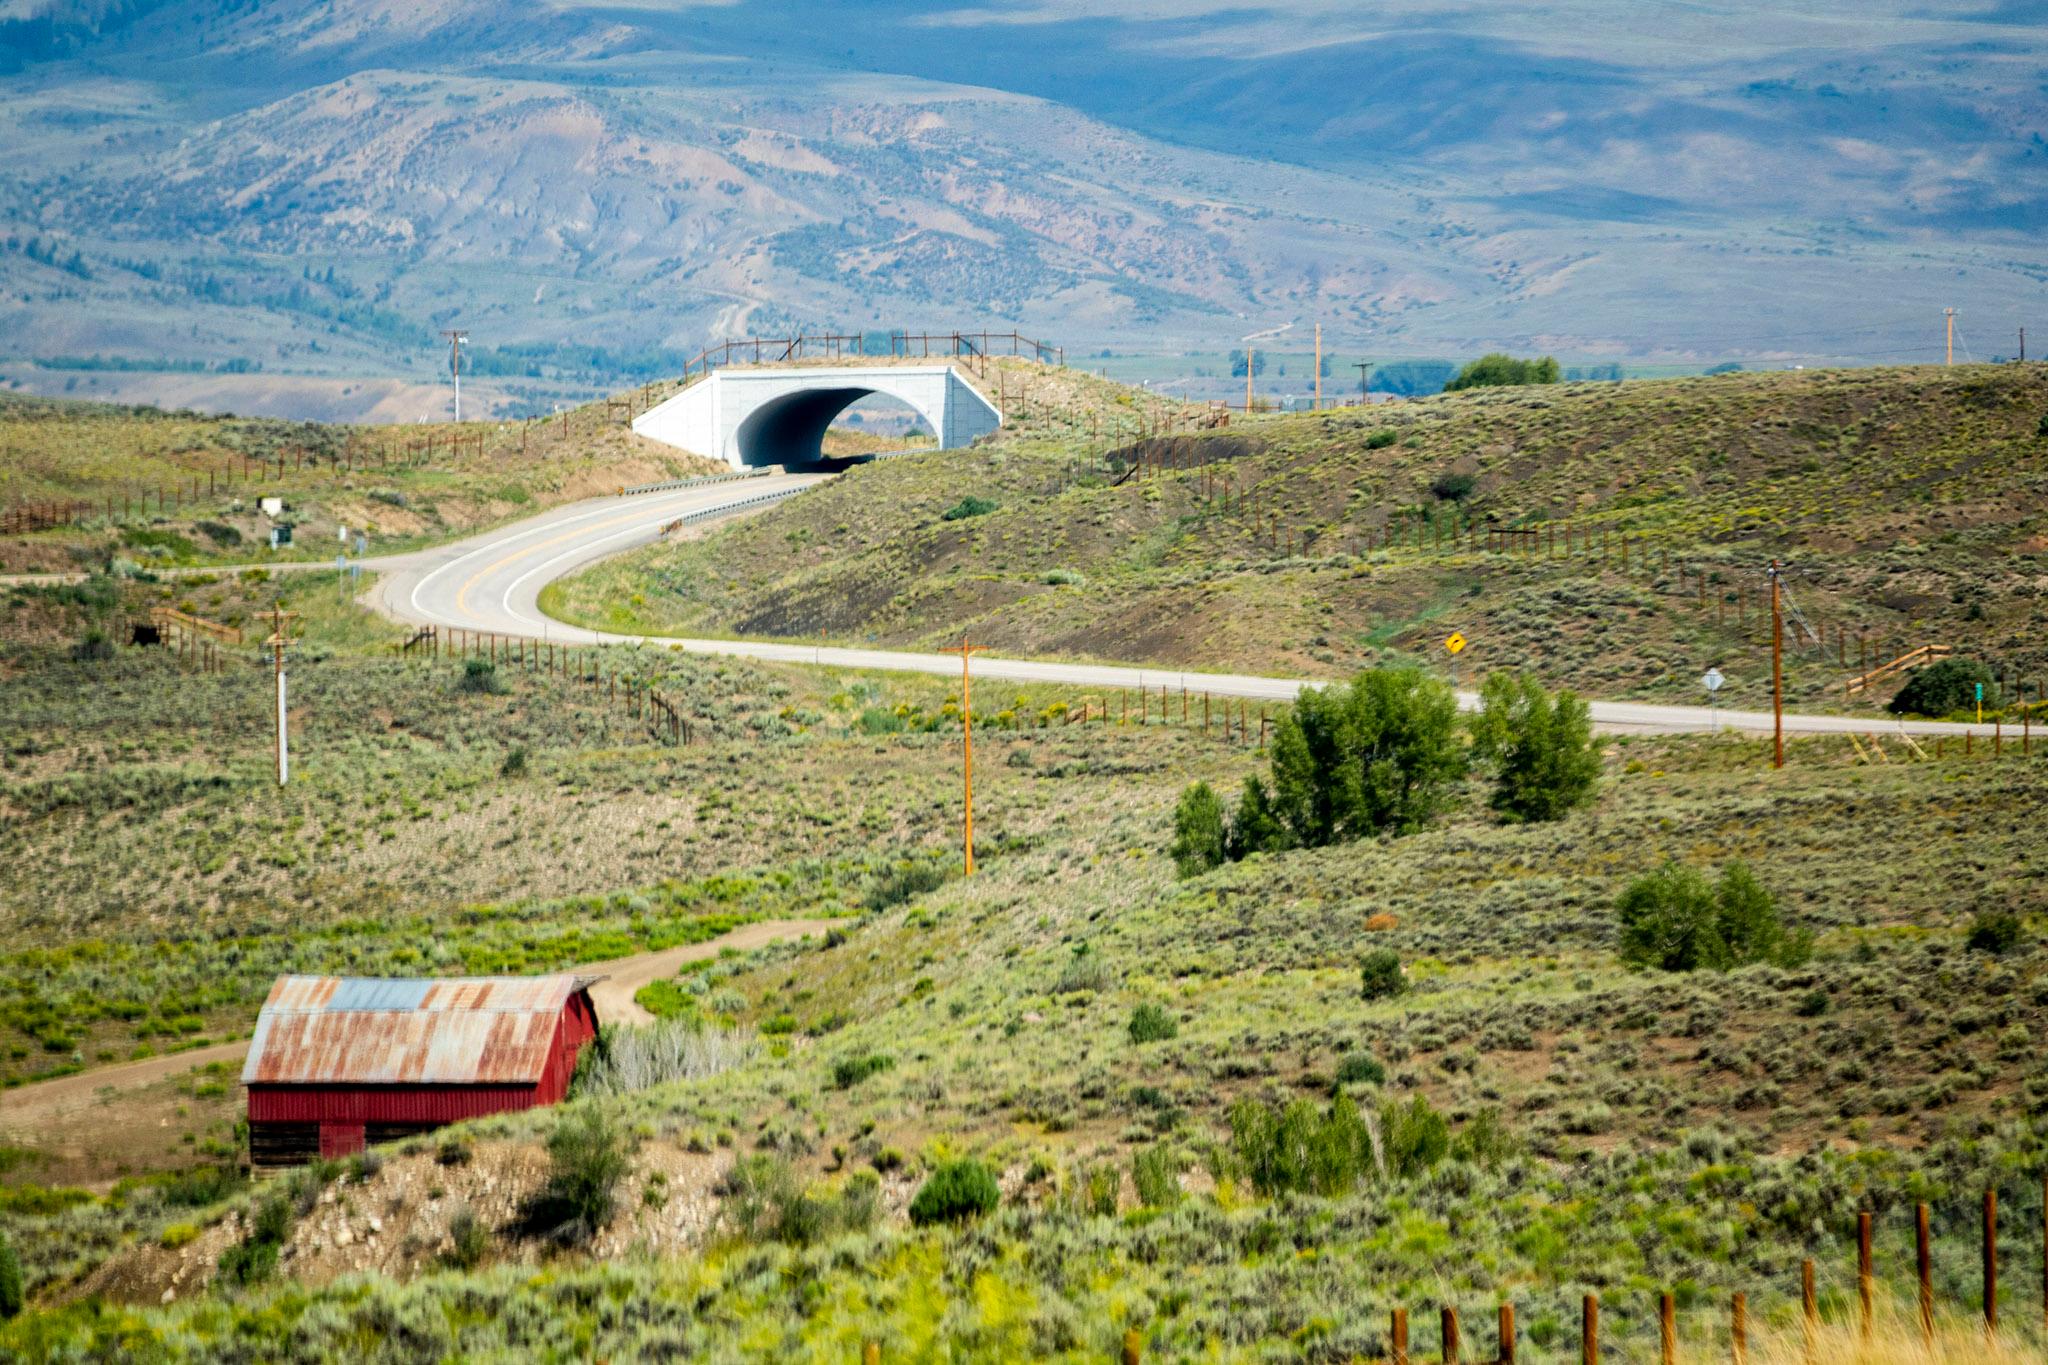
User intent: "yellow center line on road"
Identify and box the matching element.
[450,493,747,622]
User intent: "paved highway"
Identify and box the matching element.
[367,476,1999,740]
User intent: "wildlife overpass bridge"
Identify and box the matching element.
[632,364,1002,470]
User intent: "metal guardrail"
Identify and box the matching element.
[671,486,809,527]
[620,470,767,497]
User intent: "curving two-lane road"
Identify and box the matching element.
[363,476,1998,741]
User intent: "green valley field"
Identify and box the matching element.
[1,363,2045,1362]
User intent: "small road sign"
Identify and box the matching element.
[1702,668,1725,693]
[1444,632,1467,655]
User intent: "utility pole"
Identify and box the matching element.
[1310,325,1327,411]
[1356,362,1372,406]
[441,328,469,422]
[1768,562,1784,770]
[2020,328,2026,363]
[1245,342,1254,412]
[941,638,991,874]
[1945,308,1955,367]
[264,603,300,787]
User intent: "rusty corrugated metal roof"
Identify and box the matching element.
[242,975,596,1086]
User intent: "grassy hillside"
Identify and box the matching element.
[6,561,2048,1350]
[0,389,725,574]
[549,364,2048,713]
[2,634,2044,1352]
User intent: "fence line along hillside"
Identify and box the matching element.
[850,1188,2046,1364]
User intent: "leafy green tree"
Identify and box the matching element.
[1469,672,1602,822]
[1617,862,1808,972]
[0,1230,21,1320]
[1888,658,1998,717]
[1227,774,1290,858]
[1445,354,1561,391]
[1169,781,1227,876]
[1268,668,1465,843]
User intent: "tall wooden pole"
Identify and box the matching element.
[1314,323,1323,410]
[1770,563,1785,769]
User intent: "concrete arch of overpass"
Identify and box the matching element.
[632,364,1002,470]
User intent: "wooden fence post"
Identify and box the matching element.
[1660,1293,1675,1365]
[1121,1327,1141,1365]
[863,1343,879,1365]
[1497,1304,1515,1364]
[1858,1211,1873,1341]
[1802,1259,1817,1363]
[1391,1307,1409,1365]
[1984,1188,1997,1335]
[1918,1202,1934,1346]
[1732,1293,1747,1365]
[1441,1305,1459,1363]
[1581,1294,1598,1365]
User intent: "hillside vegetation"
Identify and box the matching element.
[0,390,724,574]
[550,364,2048,713]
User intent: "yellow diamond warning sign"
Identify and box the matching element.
[1443,632,1467,655]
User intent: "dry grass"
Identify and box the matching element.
[1739,1300,2045,1364]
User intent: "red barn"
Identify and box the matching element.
[242,974,601,1167]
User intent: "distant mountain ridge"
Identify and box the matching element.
[0,0,2042,419]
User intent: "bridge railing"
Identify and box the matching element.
[677,329,1061,382]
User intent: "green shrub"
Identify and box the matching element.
[856,706,906,735]
[862,858,950,912]
[940,496,999,521]
[1430,472,1476,501]
[1616,862,1810,972]
[1334,1052,1386,1087]
[830,1052,895,1089]
[1227,1092,1372,1196]
[1130,1144,1183,1208]
[1364,428,1399,450]
[214,1237,277,1287]
[71,628,115,663]
[0,1231,19,1320]
[1469,672,1601,822]
[1967,910,2023,956]
[1359,949,1406,1001]
[457,658,505,695]
[444,1204,488,1269]
[1169,781,1226,876]
[1445,354,1560,391]
[908,1159,1000,1226]
[1447,1107,1515,1169]
[500,745,529,777]
[529,1106,630,1245]
[1888,658,1997,717]
[157,1163,240,1208]
[1381,1094,1451,1179]
[1127,1003,1179,1043]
